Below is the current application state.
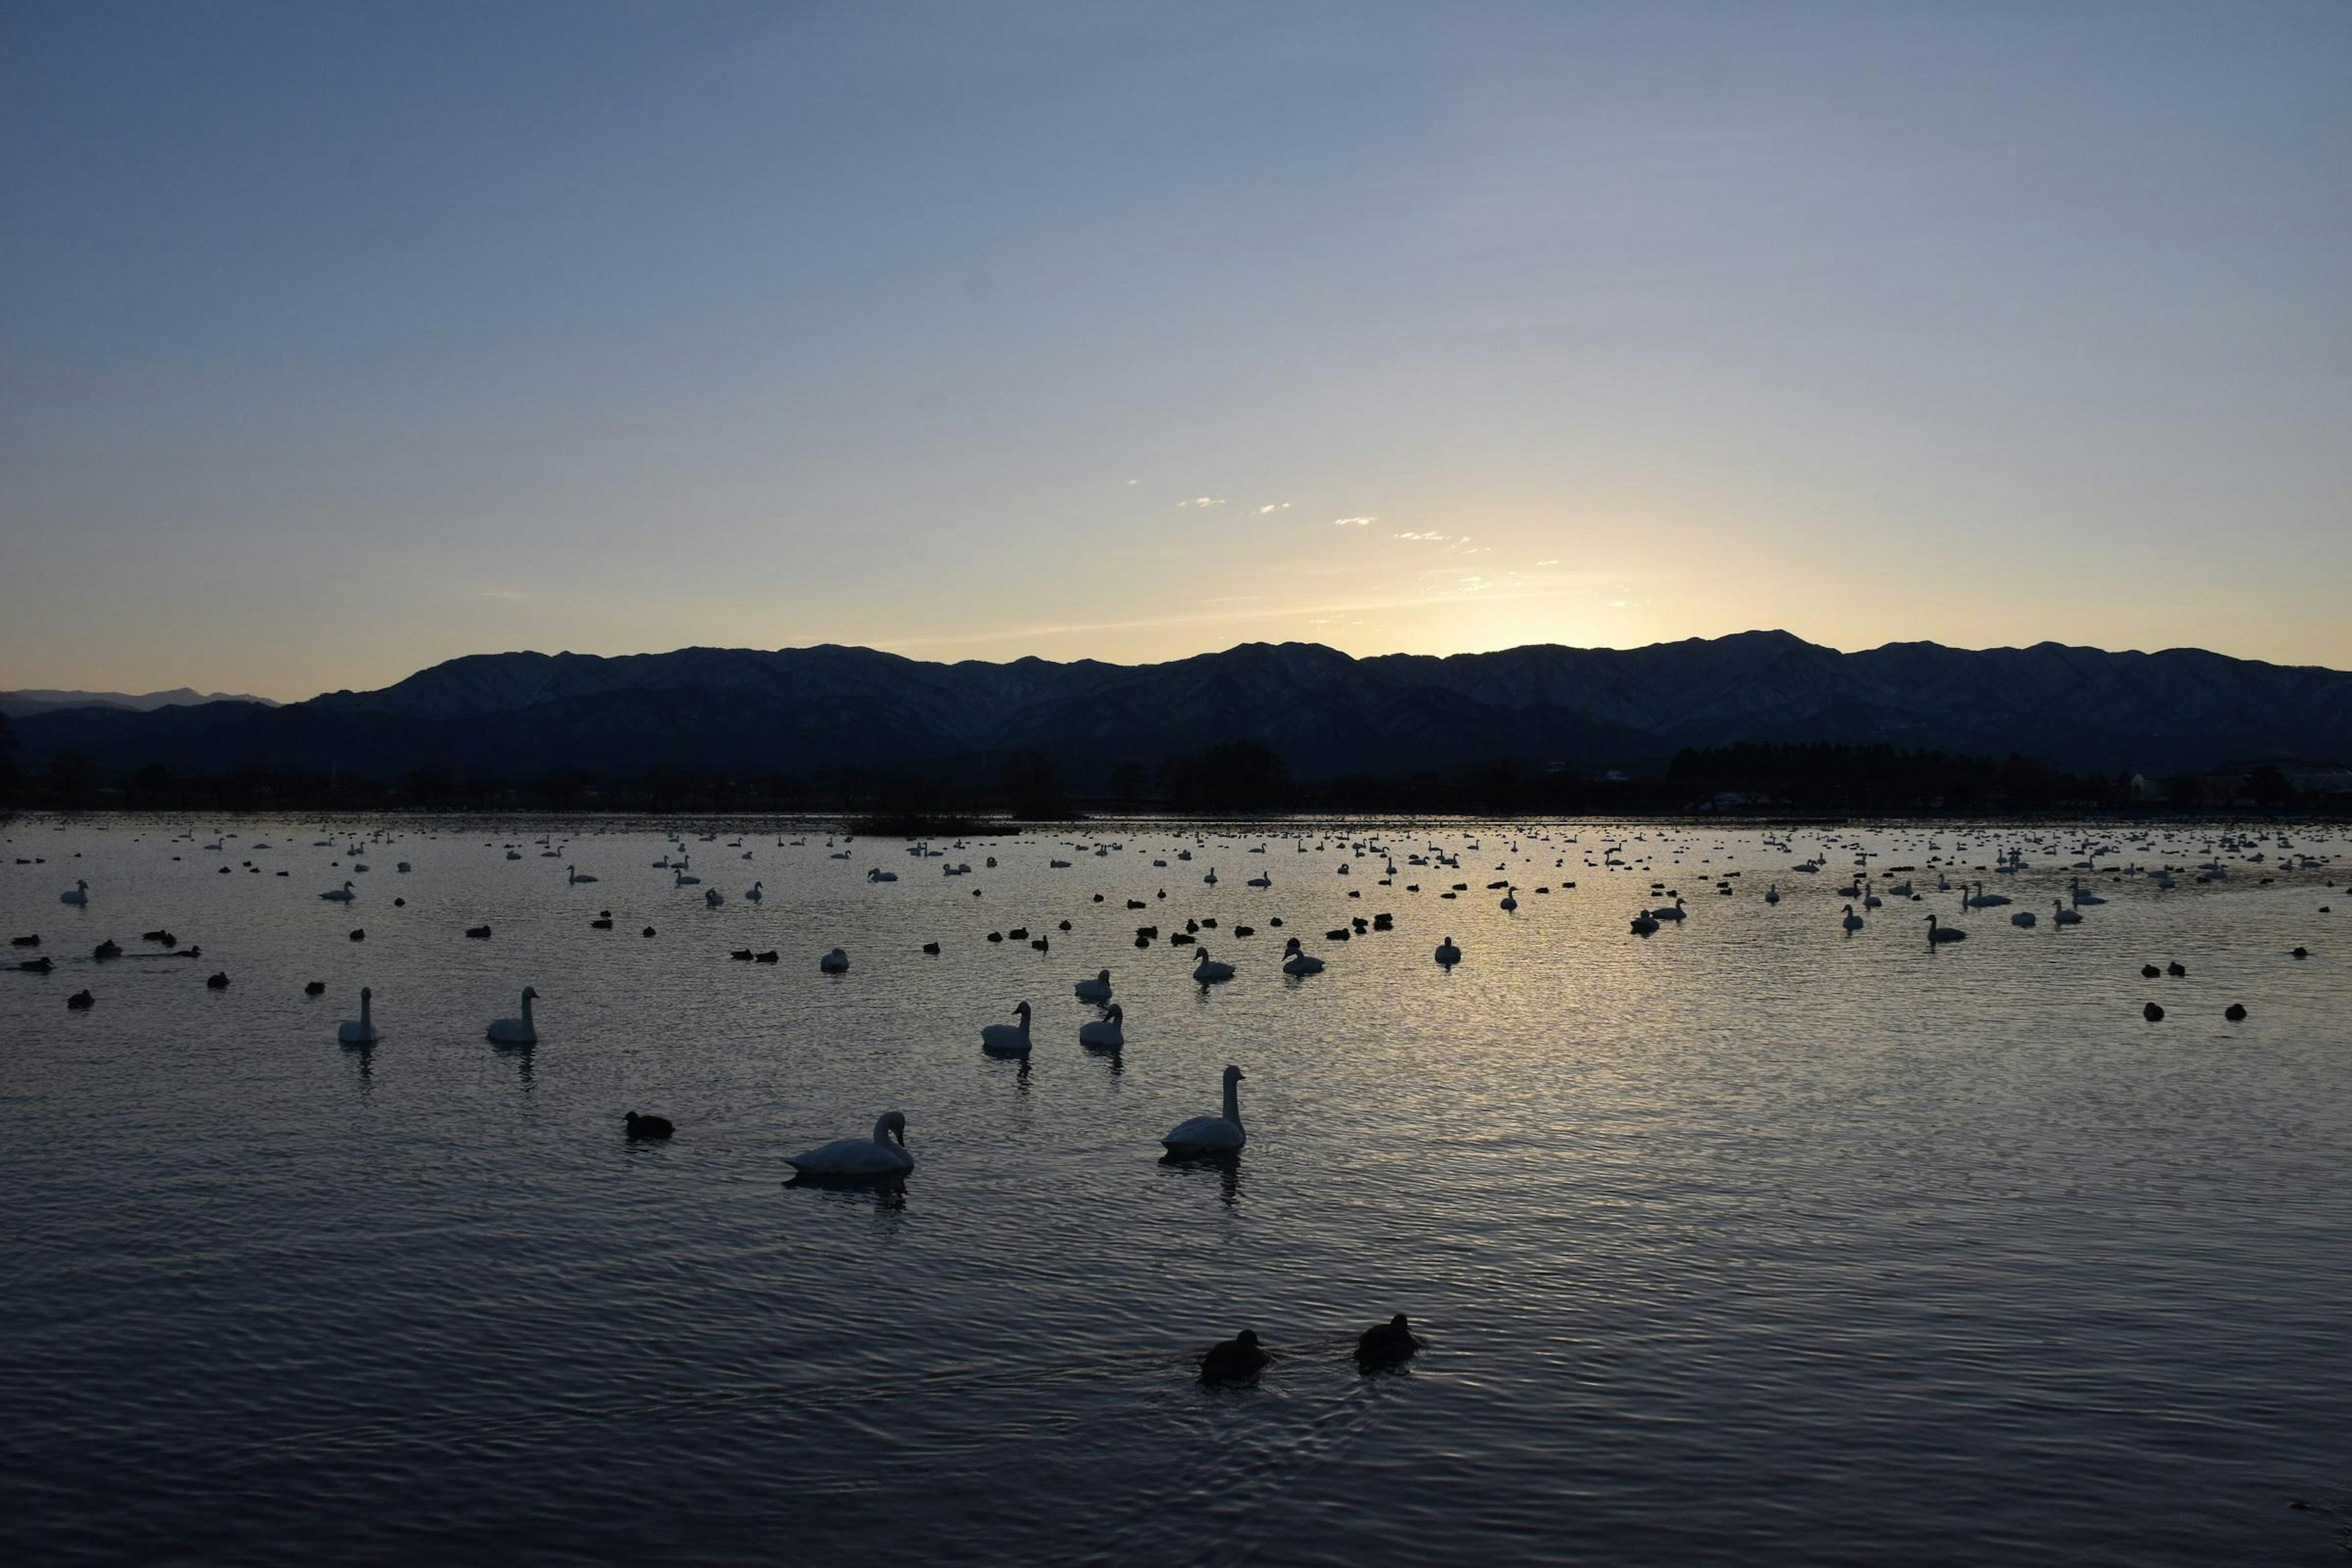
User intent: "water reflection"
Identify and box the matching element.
[1159,1150,1244,1208]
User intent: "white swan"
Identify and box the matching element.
[1434,935,1461,965]
[1281,937,1324,975]
[1163,1065,1246,1156]
[1074,968,1113,1002]
[1192,949,1235,984]
[337,987,378,1045]
[1079,1004,1125,1050]
[59,880,89,905]
[820,947,850,973]
[486,986,538,1044]
[745,881,763,902]
[567,865,598,884]
[981,1001,1034,1055]
[787,1112,912,1178]
[320,881,356,902]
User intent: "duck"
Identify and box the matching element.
[2144,1002,2165,1022]
[59,880,89,905]
[92,939,121,960]
[337,988,378,1044]
[67,989,94,1009]
[320,881,356,902]
[1355,1314,1422,1371]
[1841,904,1863,932]
[1926,914,1967,944]
[786,1112,912,1178]
[1191,949,1235,983]
[486,987,538,1044]
[7,935,36,947]
[1074,968,1114,1003]
[1079,1004,1125,1050]
[2166,960,2187,977]
[206,971,230,990]
[624,1110,674,1139]
[2141,963,2162,978]
[2224,1003,2248,1022]
[820,947,850,973]
[1434,935,1462,965]
[1199,1328,1268,1384]
[1162,1065,1246,1156]
[921,941,941,956]
[1281,937,1324,976]
[466,925,492,940]
[981,1002,1035,1055]
[305,980,327,996]
[18,956,53,973]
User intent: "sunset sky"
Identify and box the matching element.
[4,2,2346,700]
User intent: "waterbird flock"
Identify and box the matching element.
[9,814,2340,1380]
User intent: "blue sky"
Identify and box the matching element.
[3,1,2346,698]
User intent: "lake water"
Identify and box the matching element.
[3,813,2348,1566]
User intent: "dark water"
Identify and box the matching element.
[3,816,2347,1565]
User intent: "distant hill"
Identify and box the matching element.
[9,633,2349,788]
[1,687,280,720]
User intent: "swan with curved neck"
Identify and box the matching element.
[787,1111,913,1178]
[1074,968,1113,1002]
[1192,949,1234,983]
[1282,937,1324,975]
[981,1001,1034,1055]
[487,986,538,1044]
[59,880,89,906]
[1162,1065,1246,1156]
[1079,1003,1125,1050]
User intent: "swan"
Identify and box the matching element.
[337,987,379,1045]
[1074,968,1114,1002]
[1841,904,1863,932]
[704,888,723,907]
[1764,884,1779,905]
[486,987,538,1044]
[2011,908,2037,927]
[59,880,89,905]
[981,1001,1034,1055]
[320,881,356,902]
[1630,911,1659,935]
[787,1112,912,1178]
[2070,877,2106,907]
[2053,900,2081,925]
[820,947,850,973]
[745,881,763,902]
[1192,949,1235,983]
[1246,871,1271,888]
[1965,882,2011,908]
[1434,935,1462,964]
[1499,886,1518,911]
[674,869,701,887]
[1651,897,1687,921]
[1925,914,1967,944]
[1163,1065,1246,1156]
[1281,937,1324,976]
[1202,868,1218,885]
[1079,1004,1125,1050]
[567,865,598,884]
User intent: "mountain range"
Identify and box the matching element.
[0,687,280,720]
[7,633,2348,788]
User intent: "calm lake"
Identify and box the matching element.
[2,814,2346,1566]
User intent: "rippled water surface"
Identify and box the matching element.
[4,814,2349,1566]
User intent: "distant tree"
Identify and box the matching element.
[1003,752,1069,820]
[128,763,175,807]
[46,750,99,808]
[1109,761,1152,804]
[1161,741,1291,813]
[0,710,17,804]
[2245,764,2295,808]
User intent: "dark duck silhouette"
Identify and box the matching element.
[624,1111,675,1139]
[1355,1314,1423,1371]
[1199,1329,1270,1384]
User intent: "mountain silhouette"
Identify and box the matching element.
[10,632,2348,786]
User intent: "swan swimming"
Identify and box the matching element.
[2053,900,2082,925]
[1434,935,1461,965]
[1841,904,1863,932]
[320,881,356,902]
[486,986,538,1044]
[981,1001,1034,1055]
[1074,968,1114,1003]
[1281,937,1325,975]
[1162,1065,1246,1156]
[820,947,850,973]
[787,1112,912,1178]
[1192,949,1235,984]
[59,880,89,905]
[1079,1004,1125,1050]
[567,865,598,884]
[745,881,763,902]
[1925,914,1967,944]
[337,987,379,1045]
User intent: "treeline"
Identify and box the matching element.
[0,715,2335,818]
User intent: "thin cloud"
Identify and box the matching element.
[1395,530,1452,541]
[478,589,529,601]
[1257,502,1292,514]
[1332,516,1375,526]
[1177,496,1226,509]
